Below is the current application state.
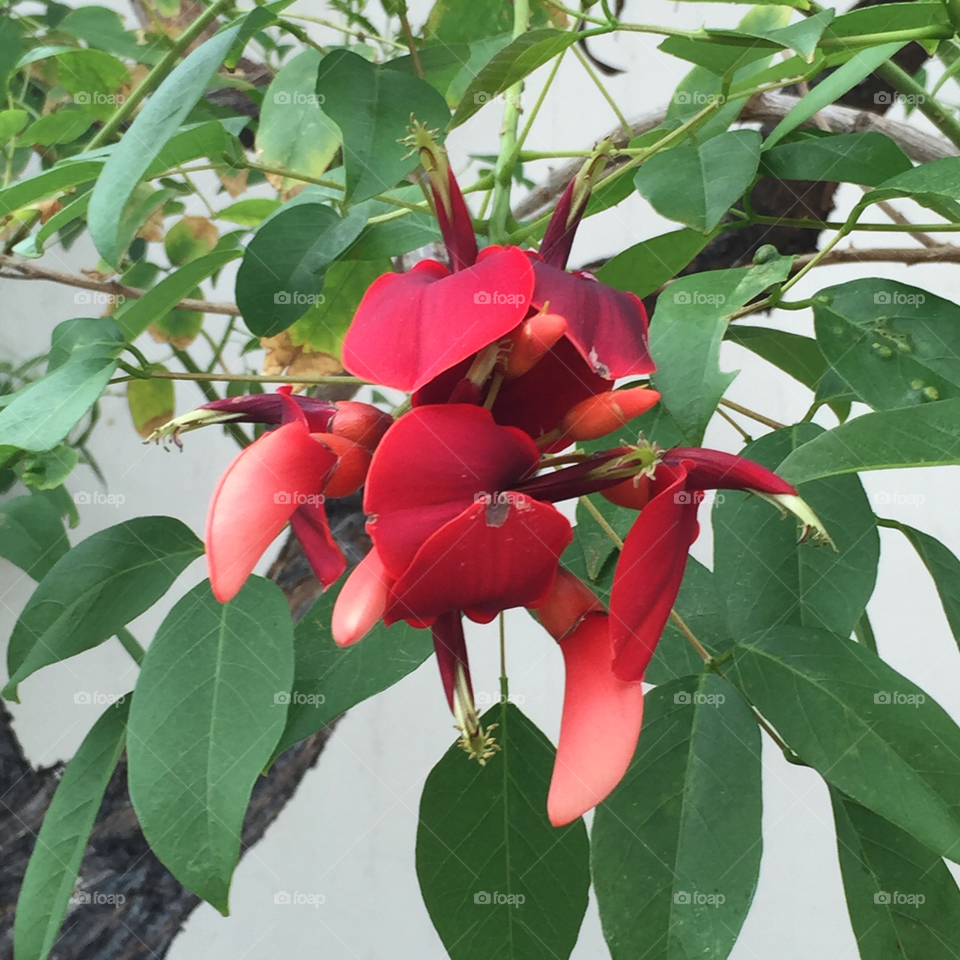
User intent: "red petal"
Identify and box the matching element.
[342,249,534,392]
[290,501,347,589]
[664,447,797,495]
[537,568,604,640]
[332,547,393,646]
[365,405,541,577]
[609,465,701,681]
[548,613,644,826]
[559,386,661,442]
[383,494,572,627]
[432,610,471,711]
[528,255,655,378]
[206,423,338,602]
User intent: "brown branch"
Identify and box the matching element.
[0,255,240,317]
[791,245,960,269]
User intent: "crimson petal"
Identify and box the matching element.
[384,494,572,628]
[528,254,654,378]
[548,613,644,826]
[664,447,797,495]
[290,501,347,589]
[609,464,701,681]
[206,423,338,602]
[342,248,534,392]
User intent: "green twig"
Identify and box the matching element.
[116,627,146,666]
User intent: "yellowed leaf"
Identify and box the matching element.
[36,199,63,224]
[261,331,343,391]
[219,168,249,198]
[136,204,164,243]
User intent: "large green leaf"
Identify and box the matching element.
[596,228,711,301]
[270,587,434,760]
[649,261,792,443]
[0,160,104,217]
[0,318,123,453]
[831,788,960,960]
[726,324,832,394]
[127,577,294,913]
[0,492,69,580]
[235,203,366,337]
[726,626,960,861]
[14,699,129,960]
[884,519,960,651]
[777,399,960,484]
[714,424,878,638]
[115,249,241,341]
[316,50,450,203]
[634,131,762,233]
[814,278,960,410]
[256,49,340,192]
[416,702,590,960]
[592,674,761,960]
[452,28,582,127]
[4,517,203,700]
[87,24,242,265]
[761,132,912,185]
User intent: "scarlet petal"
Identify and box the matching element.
[342,249,534,392]
[548,613,644,826]
[290,501,347,589]
[432,610,471,711]
[609,465,701,682]
[332,547,393,646]
[664,447,797,495]
[601,473,651,511]
[384,495,572,627]
[538,569,604,640]
[206,422,338,602]
[312,433,371,498]
[528,255,655,378]
[365,405,541,577]
[329,401,394,452]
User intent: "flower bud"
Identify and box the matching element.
[329,401,393,452]
[332,548,392,646]
[312,433,372,498]
[501,313,568,379]
[537,568,605,641]
[558,387,660,442]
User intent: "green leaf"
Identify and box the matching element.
[4,516,203,700]
[649,261,793,443]
[114,249,241,341]
[316,50,450,203]
[867,157,960,220]
[345,186,442,259]
[57,5,153,62]
[0,108,28,144]
[814,278,960,410]
[128,578,293,913]
[18,444,80,490]
[740,7,833,60]
[596,228,711,300]
[826,2,950,41]
[0,492,69,580]
[764,41,907,149]
[54,49,130,122]
[87,24,241,266]
[218,198,280,227]
[416,702,590,960]
[776,399,960,484]
[726,626,960,861]
[726,324,826,389]
[0,17,23,97]
[634,130,762,233]
[21,110,94,147]
[256,49,341,193]
[235,203,366,337]
[0,317,123,453]
[592,674,761,960]
[452,28,582,127]
[713,423,878,638]
[288,258,391,358]
[127,376,174,438]
[831,788,960,959]
[884,520,960,652]
[658,35,775,78]
[761,132,912,185]
[13,190,91,258]
[270,586,434,760]
[14,699,128,960]
[0,159,104,217]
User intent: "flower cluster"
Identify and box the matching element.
[166,135,830,827]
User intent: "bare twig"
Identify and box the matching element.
[790,244,960,269]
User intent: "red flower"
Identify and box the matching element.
[336,404,572,632]
[610,447,833,681]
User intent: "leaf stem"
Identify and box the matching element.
[110,370,364,386]
[718,398,786,431]
[571,44,631,140]
[854,611,878,654]
[874,59,960,151]
[579,495,623,549]
[116,627,146,666]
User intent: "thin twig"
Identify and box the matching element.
[718,398,786,431]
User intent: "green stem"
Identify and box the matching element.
[546,1,611,26]
[489,0,531,243]
[510,50,567,166]
[499,612,508,702]
[111,369,364,386]
[571,44,631,139]
[285,11,406,48]
[85,0,235,151]
[874,59,960,151]
[171,347,250,448]
[116,627,146,666]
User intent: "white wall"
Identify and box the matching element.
[3,2,960,957]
